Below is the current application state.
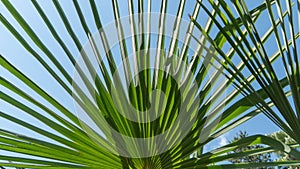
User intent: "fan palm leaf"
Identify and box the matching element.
[0,0,299,168]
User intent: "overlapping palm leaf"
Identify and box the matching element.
[192,0,300,143]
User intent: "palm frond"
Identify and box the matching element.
[193,0,300,145]
[1,0,299,168]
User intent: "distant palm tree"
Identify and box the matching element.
[0,0,299,168]
[228,131,273,168]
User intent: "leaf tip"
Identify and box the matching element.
[188,14,193,20]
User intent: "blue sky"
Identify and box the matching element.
[0,0,285,163]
